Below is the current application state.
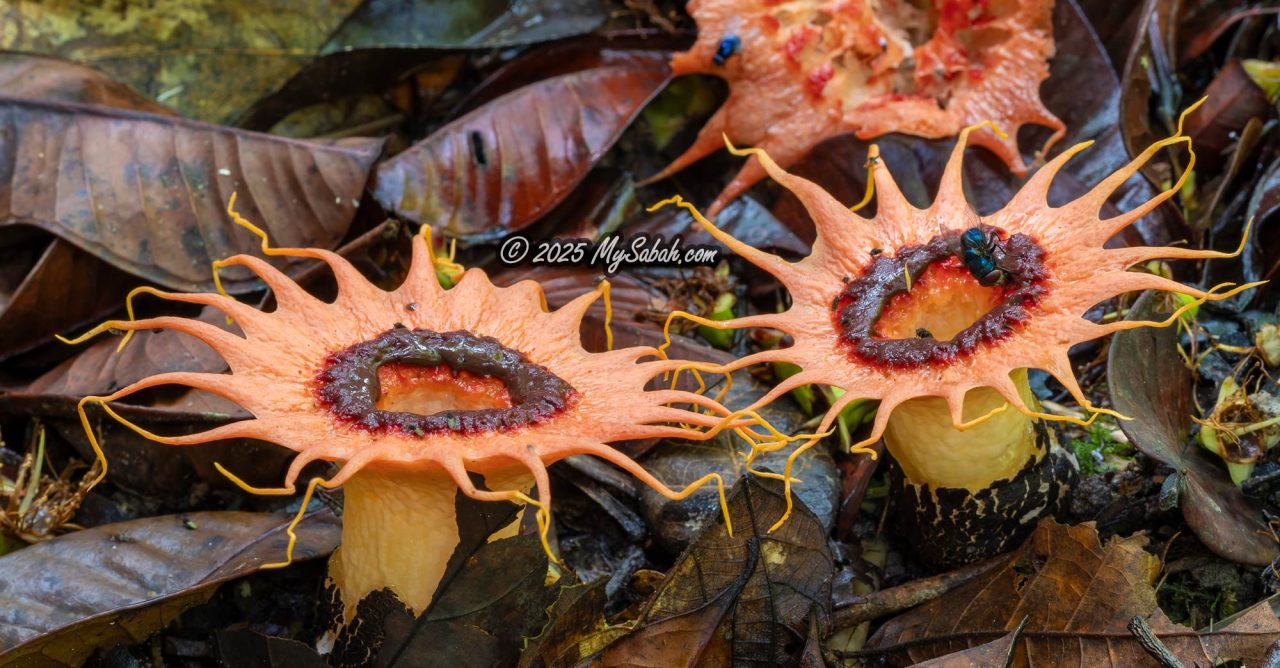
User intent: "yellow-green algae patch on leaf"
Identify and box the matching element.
[0,0,361,122]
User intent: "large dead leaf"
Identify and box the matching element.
[325,497,547,667]
[0,96,384,294]
[519,581,627,668]
[454,33,685,114]
[865,519,1280,666]
[0,54,176,359]
[0,0,361,123]
[596,476,834,666]
[1109,291,1277,566]
[371,57,671,241]
[912,622,1024,667]
[0,53,173,113]
[0,509,339,667]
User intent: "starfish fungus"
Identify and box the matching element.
[651,100,1255,566]
[651,0,1064,213]
[59,202,785,628]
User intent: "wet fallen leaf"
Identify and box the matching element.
[0,508,339,667]
[597,476,834,666]
[1109,290,1278,566]
[323,491,535,666]
[632,194,810,266]
[0,53,173,113]
[323,0,606,53]
[911,620,1025,668]
[0,0,361,123]
[0,96,383,294]
[214,628,326,668]
[378,535,553,667]
[0,305,293,499]
[238,49,461,134]
[454,31,686,113]
[519,581,627,668]
[0,54,176,359]
[371,57,671,241]
[865,519,1280,665]
[1182,59,1271,175]
[1077,0,1145,76]
[1251,157,1280,286]
[1117,0,1186,232]
[0,230,137,360]
[1178,5,1280,65]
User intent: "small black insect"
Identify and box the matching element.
[713,34,741,66]
[916,328,933,339]
[959,227,1009,287]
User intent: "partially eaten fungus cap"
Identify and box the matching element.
[651,0,1064,213]
[62,202,755,617]
[652,100,1256,519]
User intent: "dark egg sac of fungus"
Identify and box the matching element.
[648,101,1257,569]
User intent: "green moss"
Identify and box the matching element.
[1070,423,1131,476]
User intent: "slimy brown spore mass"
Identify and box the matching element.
[316,328,578,436]
[835,226,1048,368]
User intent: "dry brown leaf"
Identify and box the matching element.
[865,519,1280,667]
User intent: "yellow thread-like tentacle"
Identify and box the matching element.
[952,402,1010,431]
[599,279,613,351]
[74,397,110,490]
[214,462,297,495]
[258,477,328,570]
[215,463,339,570]
[769,435,822,533]
[958,120,1010,142]
[849,151,877,214]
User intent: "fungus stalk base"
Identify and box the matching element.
[328,467,461,619]
[883,370,1041,493]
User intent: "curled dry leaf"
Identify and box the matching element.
[1109,291,1278,566]
[0,509,339,667]
[518,581,627,668]
[0,54,174,359]
[596,476,833,667]
[0,96,384,294]
[911,620,1025,668]
[1117,0,1189,234]
[0,53,173,113]
[865,519,1280,666]
[0,0,361,123]
[371,57,671,242]
[1182,59,1272,176]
